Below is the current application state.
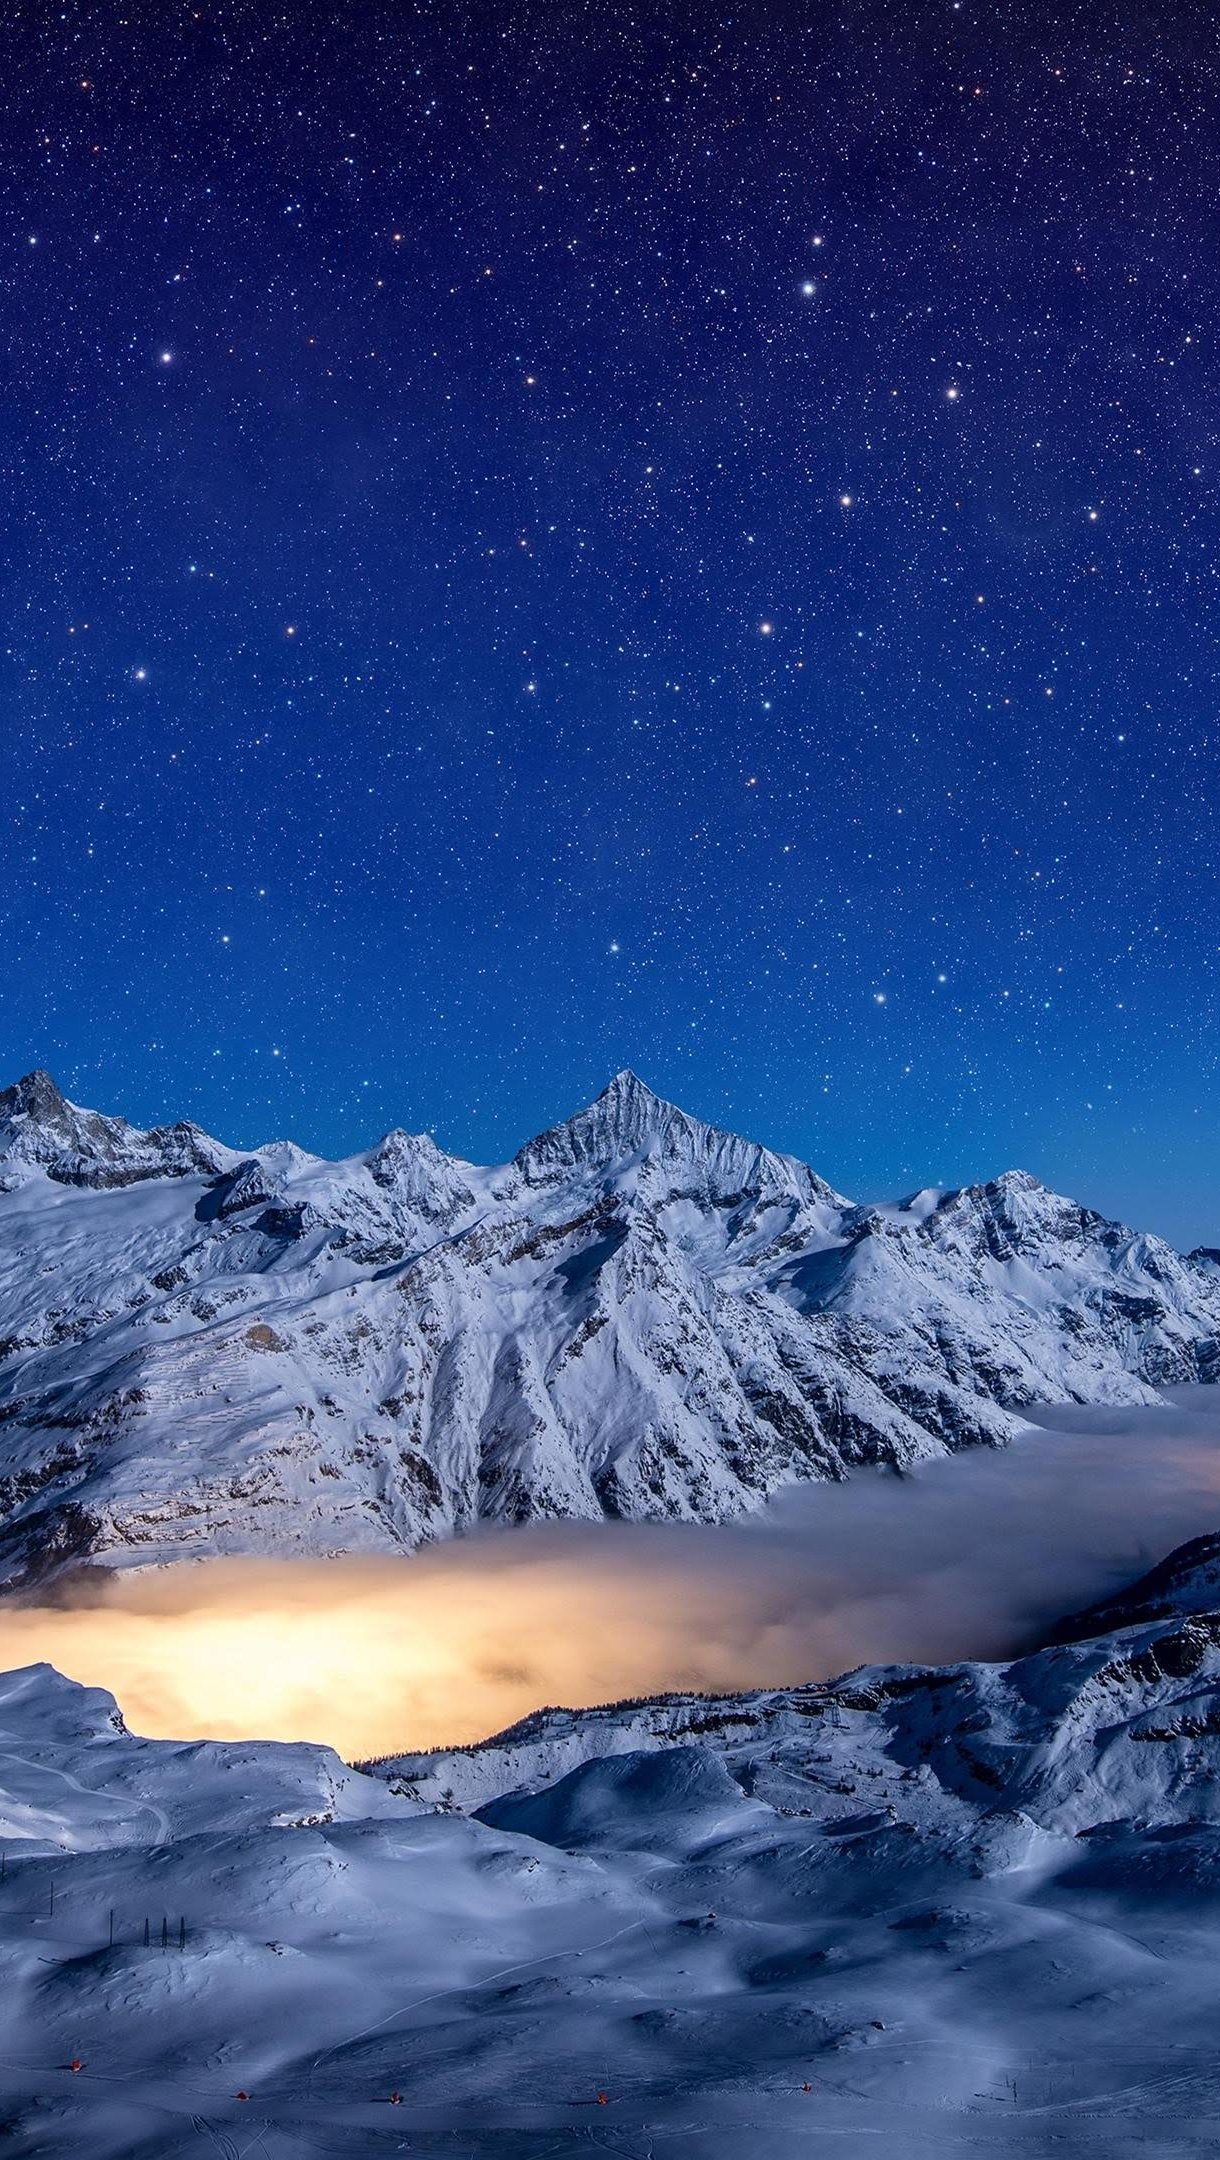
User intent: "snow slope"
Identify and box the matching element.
[0,1066,1216,1583]
[10,1537,1220,2151]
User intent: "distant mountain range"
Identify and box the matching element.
[0,1065,1216,1586]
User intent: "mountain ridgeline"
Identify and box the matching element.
[0,1067,1216,1586]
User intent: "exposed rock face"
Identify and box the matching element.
[509,1066,840,1215]
[0,1068,1215,1583]
[0,1069,234,1191]
[367,1128,476,1224]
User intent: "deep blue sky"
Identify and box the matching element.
[1,2,1217,1244]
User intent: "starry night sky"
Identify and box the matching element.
[2,2,1217,1243]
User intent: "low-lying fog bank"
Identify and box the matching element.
[0,1389,1217,1759]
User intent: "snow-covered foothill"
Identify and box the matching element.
[7,1535,1220,2150]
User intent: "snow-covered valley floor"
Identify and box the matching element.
[3,1397,1220,2153]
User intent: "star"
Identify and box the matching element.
[6,0,1218,1256]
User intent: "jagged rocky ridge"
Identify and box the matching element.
[0,1065,1216,1584]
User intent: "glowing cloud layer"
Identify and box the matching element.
[0,1396,1217,1760]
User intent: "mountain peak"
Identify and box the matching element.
[513,1071,845,1211]
[589,1067,671,1129]
[0,1070,80,1165]
[366,1126,476,1224]
[987,1168,1047,1196]
[0,1070,233,1189]
[577,1068,671,1130]
[0,1068,71,1127]
[930,1167,1054,1218]
[514,1071,704,1180]
[601,1066,653,1097]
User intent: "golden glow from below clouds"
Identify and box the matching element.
[4,1410,1220,1763]
[0,1539,818,1761]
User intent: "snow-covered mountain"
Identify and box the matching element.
[0,1065,1215,1585]
[11,1534,1220,2152]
